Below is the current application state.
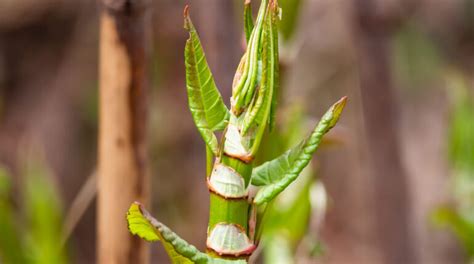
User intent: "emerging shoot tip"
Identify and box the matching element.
[183,5,192,30]
[183,5,190,18]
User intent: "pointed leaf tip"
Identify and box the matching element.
[184,5,190,17]
[183,5,191,30]
[127,202,160,242]
[335,96,348,109]
[243,0,255,44]
[251,97,347,205]
[127,202,209,263]
[184,8,230,154]
[329,96,347,128]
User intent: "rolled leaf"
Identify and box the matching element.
[268,1,280,131]
[244,0,254,44]
[252,97,347,204]
[127,202,246,264]
[232,0,269,114]
[242,2,279,135]
[184,6,230,155]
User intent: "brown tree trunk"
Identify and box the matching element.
[97,0,151,263]
[352,0,417,263]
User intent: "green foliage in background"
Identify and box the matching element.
[393,23,442,93]
[278,0,303,41]
[433,73,474,260]
[0,168,26,264]
[256,106,329,264]
[0,156,67,264]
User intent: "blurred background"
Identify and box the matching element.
[0,0,473,263]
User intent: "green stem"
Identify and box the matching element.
[207,135,254,259]
[206,145,213,176]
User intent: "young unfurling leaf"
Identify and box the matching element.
[268,3,279,132]
[252,97,347,204]
[242,1,279,136]
[244,0,254,44]
[232,0,268,114]
[184,6,230,155]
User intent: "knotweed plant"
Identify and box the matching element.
[126,0,346,263]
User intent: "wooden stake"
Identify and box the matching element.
[97,1,151,263]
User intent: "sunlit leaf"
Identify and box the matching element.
[184,6,230,155]
[252,97,347,204]
[128,202,200,263]
[127,202,246,264]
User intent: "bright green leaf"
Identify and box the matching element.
[184,7,230,155]
[127,202,246,264]
[252,97,347,204]
[127,202,203,263]
[126,202,160,242]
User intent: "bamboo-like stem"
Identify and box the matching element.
[207,152,254,259]
[97,0,151,263]
[205,1,276,260]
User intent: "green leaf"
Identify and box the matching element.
[268,4,280,131]
[279,0,302,41]
[127,202,202,263]
[232,0,269,114]
[448,75,474,172]
[23,155,67,264]
[184,6,230,155]
[244,0,254,44]
[262,175,313,242]
[252,97,347,204]
[242,2,278,135]
[127,202,246,264]
[0,167,27,264]
[263,235,294,264]
[432,207,474,257]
